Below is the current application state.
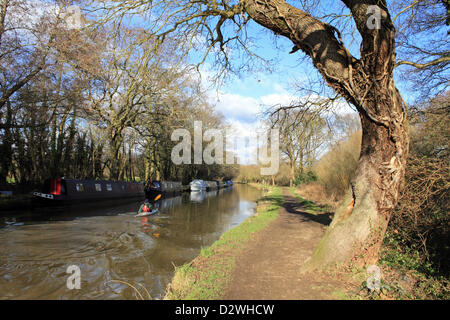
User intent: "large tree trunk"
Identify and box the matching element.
[306,86,408,268]
[243,0,409,268]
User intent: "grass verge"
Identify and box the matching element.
[288,187,331,214]
[247,182,272,192]
[164,186,284,300]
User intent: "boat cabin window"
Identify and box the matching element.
[95,184,102,191]
[106,184,112,191]
[76,183,84,192]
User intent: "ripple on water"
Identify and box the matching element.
[0,185,262,299]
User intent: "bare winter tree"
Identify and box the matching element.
[267,103,329,187]
[0,0,56,110]
[83,0,448,268]
[392,0,449,96]
[243,0,409,268]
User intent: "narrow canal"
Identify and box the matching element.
[0,185,262,299]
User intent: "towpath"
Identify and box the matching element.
[223,188,342,299]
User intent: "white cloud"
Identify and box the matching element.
[224,119,264,165]
[259,92,297,107]
[212,93,260,123]
[199,73,295,164]
[196,66,358,165]
[207,81,298,124]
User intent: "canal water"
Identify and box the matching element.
[0,185,262,299]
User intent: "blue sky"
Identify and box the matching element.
[189,15,356,148]
[179,0,449,164]
[186,3,444,139]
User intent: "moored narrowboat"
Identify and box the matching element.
[190,179,206,191]
[32,178,145,204]
[144,180,182,200]
[204,181,218,191]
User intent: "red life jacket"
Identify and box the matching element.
[142,205,150,212]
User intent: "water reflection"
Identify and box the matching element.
[190,191,206,203]
[0,185,261,299]
[153,195,182,211]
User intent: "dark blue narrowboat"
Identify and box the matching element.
[144,180,182,200]
[32,178,144,204]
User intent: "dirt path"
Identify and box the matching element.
[223,188,341,300]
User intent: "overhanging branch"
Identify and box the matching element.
[395,56,450,69]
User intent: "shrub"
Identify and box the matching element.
[386,156,449,277]
[294,182,340,209]
[314,131,361,199]
[384,93,449,280]
[294,170,318,186]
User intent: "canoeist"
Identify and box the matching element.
[138,199,152,214]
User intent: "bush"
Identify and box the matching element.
[385,93,449,280]
[314,131,361,199]
[294,170,318,186]
[294,182,340,209]
[386,156,449,277]
[237,163,294,186]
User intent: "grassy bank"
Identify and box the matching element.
[289,187,332,214]
[164,185,284,300]
[246,182,272,192]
